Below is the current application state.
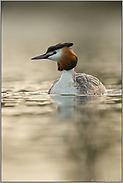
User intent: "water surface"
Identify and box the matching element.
[1,88,122,181]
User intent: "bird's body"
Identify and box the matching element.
[48,69,106,95]
[32,42,107,95]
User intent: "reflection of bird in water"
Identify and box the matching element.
[32,43,107,95]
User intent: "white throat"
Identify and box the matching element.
[60,69,75,82]
[50,69,77,95]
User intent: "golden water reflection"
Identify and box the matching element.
[2,92,121,181]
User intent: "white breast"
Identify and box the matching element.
[50,69,77,95]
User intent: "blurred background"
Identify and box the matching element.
[2,1,121,92]
[1,1,122,182]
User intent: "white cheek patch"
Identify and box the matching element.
[48,49,62,61]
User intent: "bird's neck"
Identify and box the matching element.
[60,68,76,82]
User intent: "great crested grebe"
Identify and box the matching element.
[31,42,107,95]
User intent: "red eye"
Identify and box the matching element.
[53,51,57,54]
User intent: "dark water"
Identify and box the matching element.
[1,1,122,182]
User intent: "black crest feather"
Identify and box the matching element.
[46,42,73,53]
